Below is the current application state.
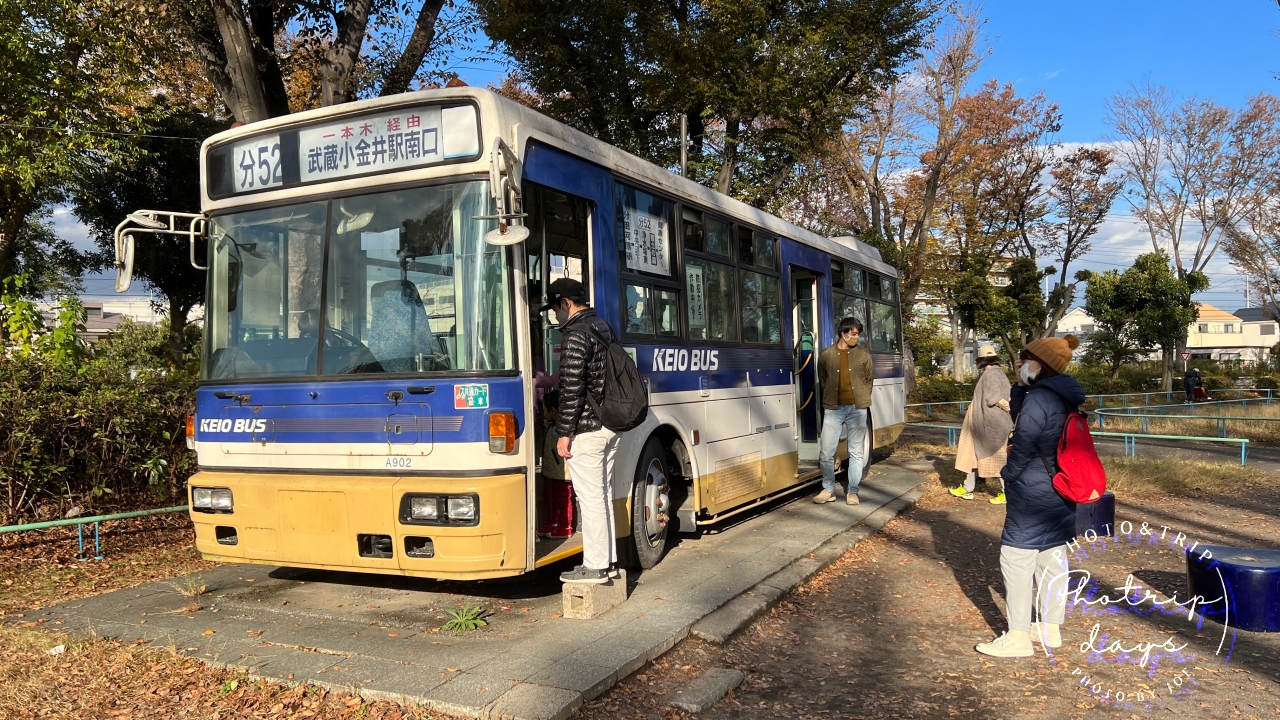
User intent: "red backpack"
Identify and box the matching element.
[1038,409,1107,503]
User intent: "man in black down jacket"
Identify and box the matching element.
[977,334,1084,659]
[541,278,620,585]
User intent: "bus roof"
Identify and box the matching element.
[201,87,895,277]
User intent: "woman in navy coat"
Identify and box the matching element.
[976,334,1084,658]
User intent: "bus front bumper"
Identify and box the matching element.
[187,470,528,580]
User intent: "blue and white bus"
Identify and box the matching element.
[114,87,905,580]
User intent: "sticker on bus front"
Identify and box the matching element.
[454,383,490,409]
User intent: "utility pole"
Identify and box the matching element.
[680,114,688,178]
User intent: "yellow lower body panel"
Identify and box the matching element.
[188,470,528,581]
[875,421,906,448]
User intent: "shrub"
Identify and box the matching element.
[911,377,974,403]
[0,321,196,524]
[1202,376,1228,391]
[1256,376,1278,390]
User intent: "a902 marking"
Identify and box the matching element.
[385,457,413,468]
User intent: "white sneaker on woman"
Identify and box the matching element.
[1030,622,1061,648]
[975,630,1033,657]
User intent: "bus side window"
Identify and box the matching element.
[625,284,654,335]
[685,257,736,342]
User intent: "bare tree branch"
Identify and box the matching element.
[380,0,447,96]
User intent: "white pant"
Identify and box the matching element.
[566,426,620,570]
[1000,544,1070,632]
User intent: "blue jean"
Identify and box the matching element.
[820,405,869,494]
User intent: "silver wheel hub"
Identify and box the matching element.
[641,458,670,544]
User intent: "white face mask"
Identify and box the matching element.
[1019,363,1038,384]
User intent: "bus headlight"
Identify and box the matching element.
[399,493,479,526]
[409,496,439,520]
[447,496,476,521]
[192,487,233,513]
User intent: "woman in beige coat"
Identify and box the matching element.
[951,346,1013,503]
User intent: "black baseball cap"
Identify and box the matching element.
[538,277,587,312]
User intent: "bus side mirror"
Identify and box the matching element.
[485,224,530,246]
[115,233,135,293]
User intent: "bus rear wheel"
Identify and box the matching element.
[621,437,671,569]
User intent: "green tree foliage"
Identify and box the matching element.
[73,104,229,365]
[477,0,933,204]
[0,0,157,277]
[902,314,952,378]
[1,272,87,366]
[953,258,1050,361]
[1081,268,1141,379]
[1082,252,1208,391]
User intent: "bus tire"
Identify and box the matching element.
[621,436,671,570]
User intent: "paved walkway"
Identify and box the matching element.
[26,459,927,719]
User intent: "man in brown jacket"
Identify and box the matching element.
[814,316,874,505]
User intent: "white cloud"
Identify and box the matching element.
[48,204,95,252]
[1070,210,1248,310]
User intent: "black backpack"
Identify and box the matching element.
[580,324,649,432]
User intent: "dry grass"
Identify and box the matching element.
[897,430,1279,500]
[0,514,216,615]
[1099,455,1278,498]
[0,625,448,719]
[1099,399,1280,444]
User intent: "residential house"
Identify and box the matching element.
[1185,304,1273,363]
[39,302,129,344]
[1229,305,1278,363]
[1056,307,1096,336]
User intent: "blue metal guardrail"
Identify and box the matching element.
[1094,399,1280,440]
[905,423,1250,466]
[0,505,189,561]
[907,388,1274,418]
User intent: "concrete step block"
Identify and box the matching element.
[562,570,627,619]
[663,667,745,714]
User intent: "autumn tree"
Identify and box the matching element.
[1225,202,1280,319]
[1038,147,1122,337]
[477,0,933,203]
[1105,82,1280,279]
[174,0,469,123]
[913,81,1059,371]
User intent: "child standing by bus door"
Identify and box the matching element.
[537,388,576,539]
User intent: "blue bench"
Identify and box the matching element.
[1186,545,1280,632]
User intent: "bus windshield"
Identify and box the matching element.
[203,181,513,379]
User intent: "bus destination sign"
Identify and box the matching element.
[209,102,481,199]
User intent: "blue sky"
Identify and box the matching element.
[974,0,1280,143]
[65,0,1280,310]
[968,0,1280,309]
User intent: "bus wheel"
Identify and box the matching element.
[623,437,671,569]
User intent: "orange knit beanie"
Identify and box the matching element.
[1024,334,1080,375]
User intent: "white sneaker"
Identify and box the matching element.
[975,631,1033,658]
[1030,622,1061,648]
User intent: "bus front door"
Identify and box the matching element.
[791,269,821,463]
